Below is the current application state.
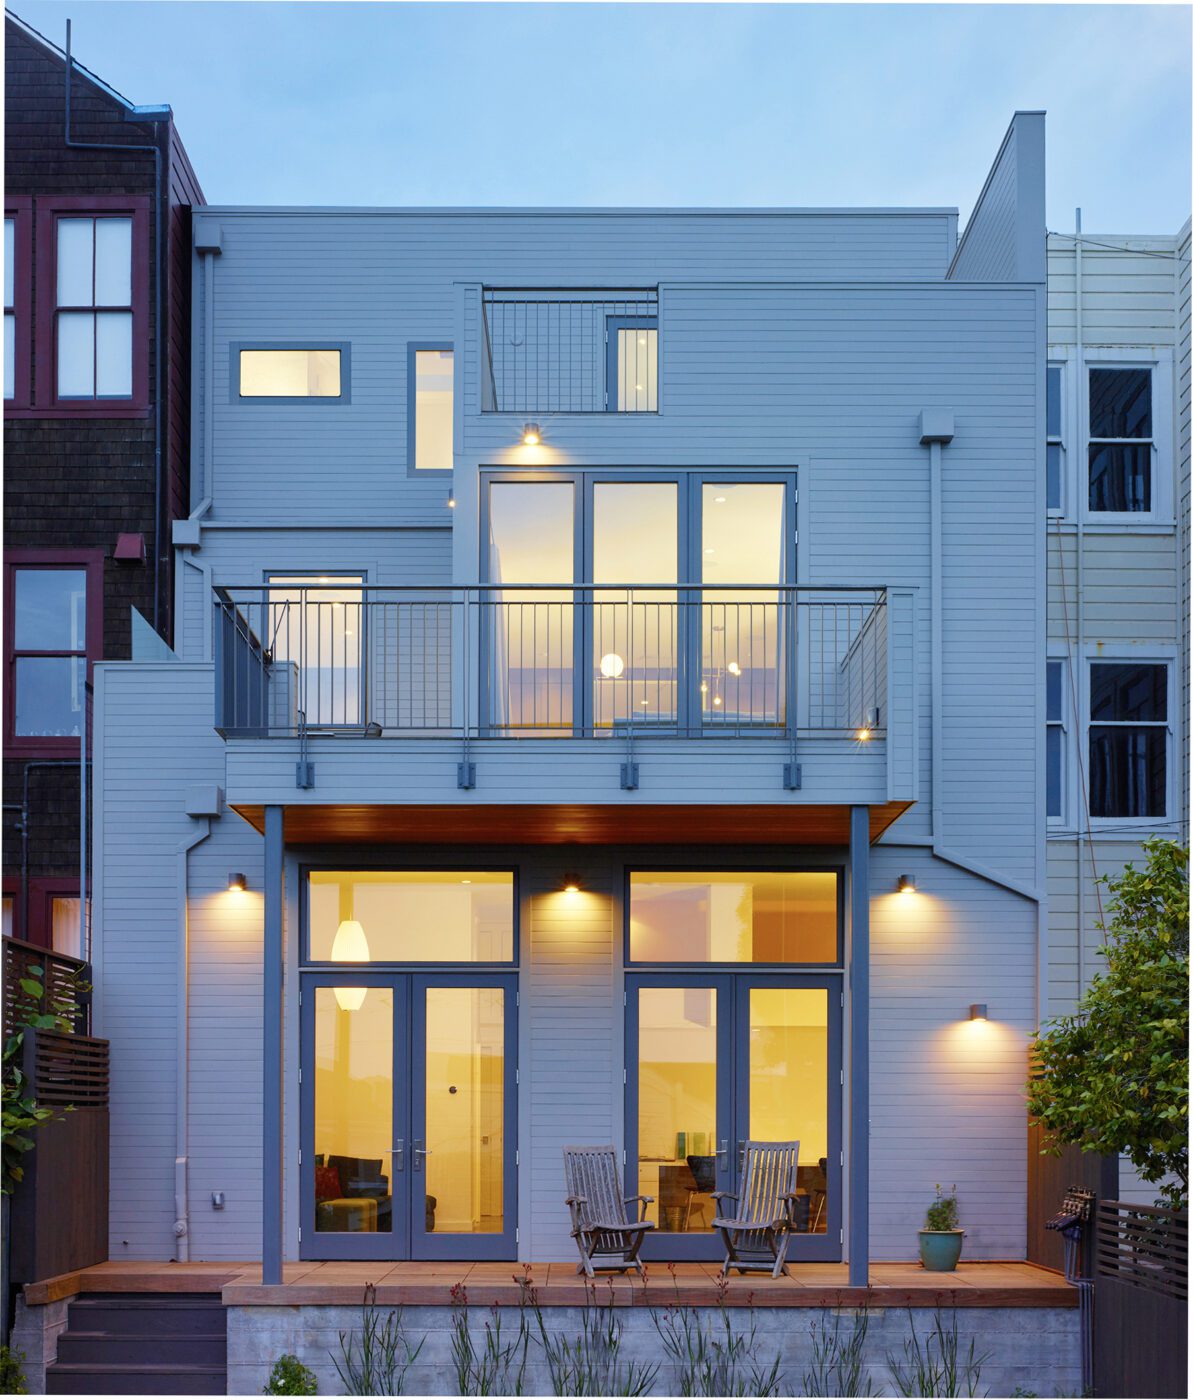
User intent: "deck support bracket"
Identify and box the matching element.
[620,762,639,790]
[783,762,802,790]
[457,761,476,790]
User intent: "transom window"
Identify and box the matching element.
[1088,368,1152,512]
[55,215,133,399]
[629,871,840,964]
[1089,662,1167,818]
[306,871,515,963]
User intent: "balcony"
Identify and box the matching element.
[213,583,917,842]
[481,288,658,414]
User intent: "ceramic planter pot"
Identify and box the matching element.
[919,1229,964,1271]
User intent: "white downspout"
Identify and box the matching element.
[1074,210,1086,998]
[174,818,210,1261]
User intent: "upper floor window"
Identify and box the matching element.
[1089,661,1168,818]
[5,199,31,407]
[4,217,15,400]
[29,197,149,414]
[409,345,453,470]
[5,551,102,755]
[1046,659,1066,820]
[1088,367,1152,513]
[607,317,658,412]
[1046,365,1064,512]
[237,345,347,400]
[55,215,133,399]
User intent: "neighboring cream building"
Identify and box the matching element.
[1044,220,1191,1044]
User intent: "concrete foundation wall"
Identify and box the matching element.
[228,1299,1081,1398]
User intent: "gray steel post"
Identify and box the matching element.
[849,804,870,1287]
[263,805,284,1284]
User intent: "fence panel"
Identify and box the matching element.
[1094,1200,1187,1398]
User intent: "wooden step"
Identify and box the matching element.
[45,1362,226,1395]
[55,1331,227,1366]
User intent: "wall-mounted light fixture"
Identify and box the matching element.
[897,873,917,894]
[446,491,456,509]
[521,422,542,446]
[364,721,383,738]
[968,1003,988,1022]
[561,872,582,894]
[227,872,247,892]
[856,706,880,742]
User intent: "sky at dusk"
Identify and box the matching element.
[10,1,1192,232]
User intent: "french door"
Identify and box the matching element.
[482,473,796,736]
[299,972,518,1260]
[625,972,842,1261]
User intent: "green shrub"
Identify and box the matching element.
[263,1353,317,1395]
[0,1346,29,1396]
[924,1185,959,1232]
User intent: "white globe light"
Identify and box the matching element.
[599,652,625,679]
[331,918,369,1011]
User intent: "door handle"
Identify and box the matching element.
[393,1139,405,1172]
[717,1138,729,1172]
[412,1140,432,1172]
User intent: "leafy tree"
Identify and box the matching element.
[1028,838,1189,1208]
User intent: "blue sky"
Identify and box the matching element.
[12,2,1192,230]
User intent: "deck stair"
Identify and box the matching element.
[45,1292,226,1395]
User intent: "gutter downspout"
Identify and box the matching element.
[174,818,210,1261]
[919,412,1044,902]
[64,20,166,636]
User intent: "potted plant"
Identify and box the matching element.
[919,1184,964,1271]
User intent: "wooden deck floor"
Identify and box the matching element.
[26,1259,1075,1309]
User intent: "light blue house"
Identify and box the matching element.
[90,112,1050,1294]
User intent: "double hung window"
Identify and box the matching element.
[1046,660,1066,820]
[1088,662,1168,819]
[1088,367,1153,513]
[55,214,134,399]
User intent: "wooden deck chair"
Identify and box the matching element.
[711,1139,801,1279]
[563,1145,655,1278]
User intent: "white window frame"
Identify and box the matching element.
[1045,654,1069,826]
[1084,650,1176,832]
[1045,357,1069,518]
[1080,349,1173,527]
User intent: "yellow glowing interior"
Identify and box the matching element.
[424,987,504,1234]
[636,983,829,1234]
[414,349,453,468]
[239,348,341,397]
[630,871,838,963]
[313,986,394,1234]
[309,871,514,962]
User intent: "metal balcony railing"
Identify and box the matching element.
[214,585,888,751]
[481,288,658,414]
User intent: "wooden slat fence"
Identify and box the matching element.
[1094,1200,1187,1398]
[7,1027,110,1285]
[3,937,90,1038]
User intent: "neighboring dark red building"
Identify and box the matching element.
[4,13,203,951]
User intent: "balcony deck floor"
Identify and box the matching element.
[25,1259,1075,1309]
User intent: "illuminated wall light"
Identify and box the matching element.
[331,918,370,1012]
[968,1003,988,1022]
[897,873,917,894]
[561,872,582,894]
[856,707,880,743]
[599,652,625,679]
[727,661,742,676]
[227,872,247,892]
[856,726,872,742]
[521,422,542,446]
[446,492,456,509]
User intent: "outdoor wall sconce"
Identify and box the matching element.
[521,422,542,446]
[227,872,247,892]
[855,706,880,742]
[446,491,456,509]
[969,1003,988,1021]
[363,721,383,738]
[561,872,582,894]
[898,873,917,894]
